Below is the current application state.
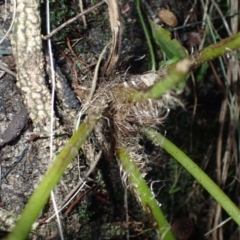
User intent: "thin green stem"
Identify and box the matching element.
[136,0,156,71]
[144,128,240,227]
[6,112,102,240]
[128,32,240,102]
[129,59,191,102]
[118,146,176,240]
[169,32,240,70]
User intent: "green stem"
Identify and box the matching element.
[119,32,240,104]
[118,146,176,240]
[136,0,156,71]
[6,112,102,240]
[169,32,240,71]
[144,128,240,227]
[130,59,191,101]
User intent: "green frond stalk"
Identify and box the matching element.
[169,32,240,70]
[136,0,156,71]
[143,128,240,227]
[118,146,176,240]
[130,59,192,102]
[6,111,102,240]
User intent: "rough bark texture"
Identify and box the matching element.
[11,0,56,132]
[0,1,79,237]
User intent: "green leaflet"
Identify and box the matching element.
[149,20,187,62]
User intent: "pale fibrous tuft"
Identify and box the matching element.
[86,69,184,182]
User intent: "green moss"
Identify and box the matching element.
[49,0,75,41]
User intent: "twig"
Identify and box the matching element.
[66,37,89,67]
[42,0,106,40]
[87,42,110,102]
[183,0,197,26]
[171,12,240,31]
[210,0,232,36]
[0,64,17,78]
[102,0,122,75]
[63,184,96,217]
[79,0,87,28]
[60,150,102,209]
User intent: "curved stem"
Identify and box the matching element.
[6,111,102,240]
[118,146,176,240]
[143,128,240,227]
[136,0,156,71]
